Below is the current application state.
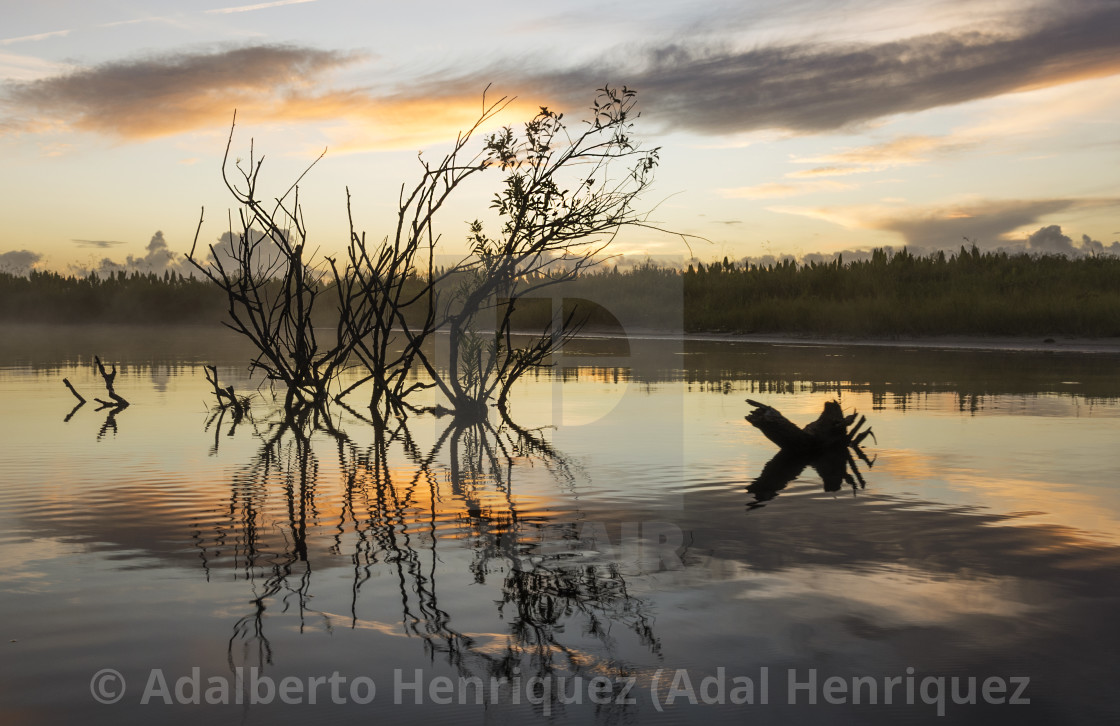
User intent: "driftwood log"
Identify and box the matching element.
[745,399,872,454]
[744,399,875,507]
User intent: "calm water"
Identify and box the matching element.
[2,325,1120,725]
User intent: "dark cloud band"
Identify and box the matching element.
[3,2,1118,140]
[449,1,1120,134]
[3,44,362,138]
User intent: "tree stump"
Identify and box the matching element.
[744,399,876,507]
[745,399,870,454]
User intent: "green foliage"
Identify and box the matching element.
[436,86,660,418]
[682,247,1120,336]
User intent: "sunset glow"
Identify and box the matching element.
[1,0,1118,274]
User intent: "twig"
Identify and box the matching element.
[204,365,249,419]
[93,355,130,408]
[62,378,86,404]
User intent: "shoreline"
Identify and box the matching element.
[3,321,1120,355]
[586,329,1120,355]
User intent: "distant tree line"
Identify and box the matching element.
[0,269,226,324]
[4,245,1120,336]
[684,246,1120,336]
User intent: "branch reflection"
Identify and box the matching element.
[200,408,661,704]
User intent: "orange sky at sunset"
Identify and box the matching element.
[1,0,1118,275]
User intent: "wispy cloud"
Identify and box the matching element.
[788,135,977,177]
[0,52,75,82]
[722,180,855,199]
[787,166,872,179]
[206,0,317,14]
[770,197,1118,249]
[72,239,125,248]
[0,29,72,46]
[98,17,184,29]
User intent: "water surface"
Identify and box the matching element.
[2,325,1119,725]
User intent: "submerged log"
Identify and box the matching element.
[744,398,876,509]
[745,399,857,453]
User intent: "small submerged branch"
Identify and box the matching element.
[62,378,86,404]
[204,365,250,419]
[62,377,87,422]
[93,355,130,409]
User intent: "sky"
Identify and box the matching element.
[1,0,1119,275]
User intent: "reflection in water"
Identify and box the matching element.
[63,390,130,439]
[674,339,1120,412]
[199,408,662,708]
[747,446,869,510]
[226,420,324,671]
[59,357,132,438]
[743,399,876,510]
[7,334,1120,724]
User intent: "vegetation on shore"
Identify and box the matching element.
[684,246,1120,337]
[3,246,1120,336]
[0,269,226,324]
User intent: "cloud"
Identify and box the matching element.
[0,249,42,274]
[1078,233,1120,257]
[721,180,855,199]
[67,231,203,277]
[0,43,533,150]
[1027,224,1075,254]
[2,44,365,139]
[200,229,286,277]
[737,231,1120,267]
[98,17,179,29]
[0,52,75,82]
[787,165,873,179]
[875,199,1093,249]
[72,239,124,248]
[771,197,1119,250]
[90,257,126,276]
[426,1,1120,136]
[126,231,178,272]
[1025,225,1120,256]
[4,2,1119,148]
[0,29,72,46]
[206,0,318,13]
[790,135,976,177]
